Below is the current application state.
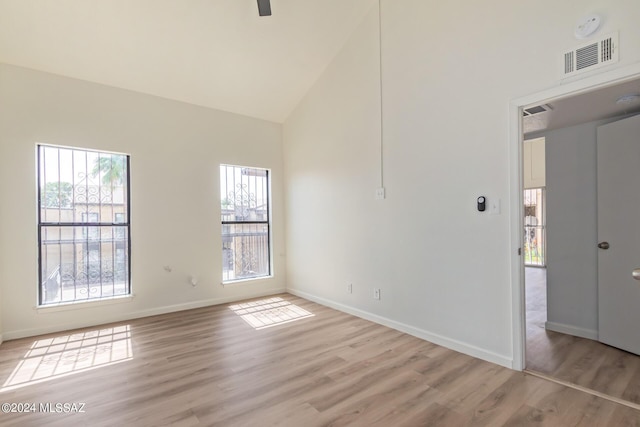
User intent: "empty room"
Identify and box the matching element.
[1,0,640,425]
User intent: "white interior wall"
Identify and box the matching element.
[284,0,640,367]
[523,138,546,189]
[0,64,286,340]
[538,121,600,338]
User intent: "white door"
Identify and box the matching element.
[597,114,640,356]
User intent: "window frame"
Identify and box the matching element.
[220,164,272,283]
[37,144,132,306]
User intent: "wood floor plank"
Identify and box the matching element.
[0,292,638,426]
[397,401,467,427]
[623,364,640,404]
[436,360,515,413]
[469,372,546,426]
[526,267,640,408]
[366,385,443,426]
[310,369,427,427]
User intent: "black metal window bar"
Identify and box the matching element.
[37,145,131,305]
[220,164,271,282]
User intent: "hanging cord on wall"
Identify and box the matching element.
[378,0,385,189]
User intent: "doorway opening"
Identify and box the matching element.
[512,65,640,408]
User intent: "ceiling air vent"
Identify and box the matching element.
[562,32,618,78]
[523,104,553,117]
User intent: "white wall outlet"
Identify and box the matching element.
[347,283,353,294]
[490,198,501,215]
[375,187,386,200]
[373,288,381,300]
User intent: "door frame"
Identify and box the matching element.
[509,63,640,371]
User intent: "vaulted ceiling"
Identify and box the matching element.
[0,0,376,122]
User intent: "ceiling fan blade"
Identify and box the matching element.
[257,0,272,16]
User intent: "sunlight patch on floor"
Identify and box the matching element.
[1,325,133,392]
[229,297,314,330]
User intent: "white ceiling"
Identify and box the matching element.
[0,0,376,123]
[523,78,640,135]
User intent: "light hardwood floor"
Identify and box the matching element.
[0,293,638,426]
[526,267,640,408]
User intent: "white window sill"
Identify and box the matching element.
[222,275,273,287]
[35,294,135,313]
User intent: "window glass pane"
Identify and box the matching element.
[222,223,270,282]
[524,188,546,266]
[220,165,268,222]
[40,225,130,304]
[38,145,130,305]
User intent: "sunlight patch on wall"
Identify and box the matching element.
[229,297,314,330]
[1,325,133,392]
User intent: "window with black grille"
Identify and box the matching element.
[220,164,271,282]
[37,145,131,305]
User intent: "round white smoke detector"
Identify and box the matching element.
[575,14,602,39]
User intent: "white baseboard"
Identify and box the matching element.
[545,321,598,340]
[288,288,513,369]
[2,287,286,341]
